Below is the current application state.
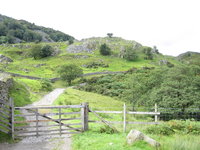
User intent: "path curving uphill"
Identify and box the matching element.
[0,88,72,150]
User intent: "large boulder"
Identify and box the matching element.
[0,54,13,63]
[126,130,160,147]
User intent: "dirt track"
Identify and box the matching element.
[0,88,72,150]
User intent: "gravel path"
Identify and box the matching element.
[0,88,72,150]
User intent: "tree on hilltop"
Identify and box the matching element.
[107,33,113,38]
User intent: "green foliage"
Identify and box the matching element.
[145,124,175,135]
[58,64,83,85]
[99,125,116,134]
[78,65,200,111]
[78,74,128,98]
[31,44,54,59]
[100,43,111,55]
[84,61,109,68]
[123,45,138,61]
[143,47,153,60]
[0,14,74,43]
[168,120,200,135]
[146,120,200,136]
[41,79,53,91]
[150,66,200,109]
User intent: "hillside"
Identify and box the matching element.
[0,14,74,44]
[177,51,200,65]
[0,37,179,79]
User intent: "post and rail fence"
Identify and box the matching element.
[88,103,160,133]
[1,100,200,138]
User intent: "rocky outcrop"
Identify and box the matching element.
[0,73,13,101]
[66,41,98,53]
[0,54,13,63]
[159,60,174,67]
[127,130,160,147]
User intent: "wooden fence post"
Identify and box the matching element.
[10,98,15,139]
[81,102,89,131]
[59,107,62,136]
[154,103,158,123]
[36,108,39,137]
[123,103,126,133]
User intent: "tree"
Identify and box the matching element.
[107,33,113,38]
[143,47,153,60]
[153,46,159,54]
[68,38,74,45]
[123,46,138,61]
[31,44,54,59]
[58,64,83,85]
[100,43,111,56]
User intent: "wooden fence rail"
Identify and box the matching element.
[0,98,14,136]
[89,103,160,132]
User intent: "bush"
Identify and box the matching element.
[146,120,200,136]
[168,120,200,135]
[40,79,53,91]
[123,46,138,61]
[31,44,54,59]
[145,124,175,135]
[99,43,111,56]
[99,125,116,134]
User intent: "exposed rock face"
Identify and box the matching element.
[159,60,174,67]
[0,54,13,63]
[66,41,97,53]
[126,130,160,147]
[159,59,169,65]
[0,73,13,101]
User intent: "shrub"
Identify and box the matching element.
[145,124,175,135]
[123,46,138,61]
[99,43,111,56]
[99,125,116,134]
[31,44,54,59]
[168,120,200,135]
[40,79,53,91]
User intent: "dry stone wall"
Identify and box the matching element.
[0,73,13,101]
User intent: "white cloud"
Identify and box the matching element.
[0,0,200,56]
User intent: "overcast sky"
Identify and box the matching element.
[1,0,200,56]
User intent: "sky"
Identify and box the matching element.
[0,0,200,56]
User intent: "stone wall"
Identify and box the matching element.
[0,73,13,101]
